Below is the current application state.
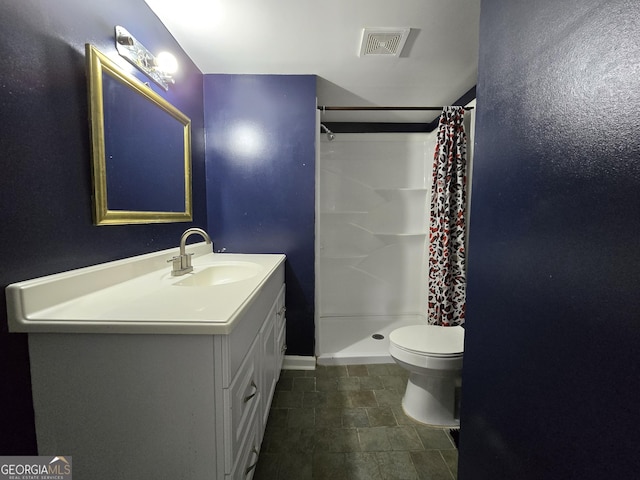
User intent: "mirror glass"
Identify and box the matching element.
[86,44,192,225]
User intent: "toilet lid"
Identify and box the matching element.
[390,325,464,356]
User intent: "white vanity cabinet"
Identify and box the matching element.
[16,247,287,480]
[214,282,286,479]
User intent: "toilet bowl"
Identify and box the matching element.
[389,325,464,427]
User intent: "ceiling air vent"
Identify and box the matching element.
[359,27,411,57]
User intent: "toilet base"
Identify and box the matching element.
[401,371,460,427]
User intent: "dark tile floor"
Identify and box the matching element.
[254,363,458,480]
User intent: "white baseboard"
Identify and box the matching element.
[316,354,393,366]
[282,355,316,370]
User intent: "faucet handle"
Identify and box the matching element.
[167,255,183,272]
[168,253,194,276]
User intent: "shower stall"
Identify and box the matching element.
[315,105,476,365]
[315,131,438,365]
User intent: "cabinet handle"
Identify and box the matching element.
[277,306,286,317]
[245,446,259,475]
[244,380,258,403]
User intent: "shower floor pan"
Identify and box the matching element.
[316,315,423,366]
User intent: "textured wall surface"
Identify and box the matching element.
[203,74,317,355]
[460,0,640,478]
[0,0,206,454]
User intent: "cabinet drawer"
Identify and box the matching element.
[276,320,286,377]
[224,335,261,472]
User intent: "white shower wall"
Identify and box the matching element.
[316,132,438,364]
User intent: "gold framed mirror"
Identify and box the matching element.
[86,44,192,225]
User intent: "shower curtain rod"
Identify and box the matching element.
[317,105,474,111]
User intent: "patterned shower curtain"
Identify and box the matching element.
[428,106,468,326]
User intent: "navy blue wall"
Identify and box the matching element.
[203,74,316,356]
[460,0,640,478]
[0,0,206,454]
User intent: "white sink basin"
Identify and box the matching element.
[173,262,262,287]
[5,243,286,335]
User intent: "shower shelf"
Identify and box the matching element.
[347,224,427,237]
[320,211,368,215]
[320,253,368,259]
[375,232,427,237]
[373,188,430,193]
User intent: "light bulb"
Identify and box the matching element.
[156,51,178,74]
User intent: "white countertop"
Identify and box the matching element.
[6,243,285,335]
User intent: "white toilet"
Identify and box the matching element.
[389,325,465,427]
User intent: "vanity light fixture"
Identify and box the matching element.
[114,25,177,90]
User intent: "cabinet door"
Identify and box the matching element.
[260,299,278,429]
[275,286,286,376]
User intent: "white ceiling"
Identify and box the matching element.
[145,0,480,123]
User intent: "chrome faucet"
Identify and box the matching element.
[168,227,212,276]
